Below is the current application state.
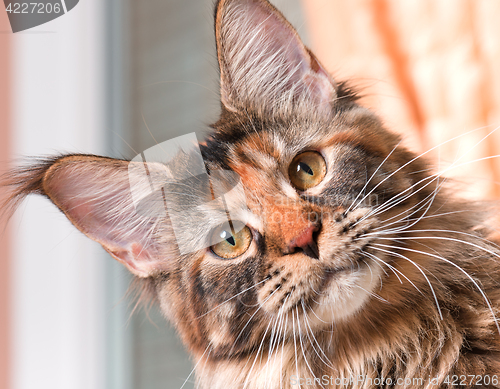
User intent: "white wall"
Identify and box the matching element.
[11,2,107,388]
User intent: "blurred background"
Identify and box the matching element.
[0,0,499,388]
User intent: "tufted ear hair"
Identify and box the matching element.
[5,155,174,278]
[214,0,336,115]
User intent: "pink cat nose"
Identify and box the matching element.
[285,224,320,259]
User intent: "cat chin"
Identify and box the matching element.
[308,260,383,327]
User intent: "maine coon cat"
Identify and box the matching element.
[5,0,500,387]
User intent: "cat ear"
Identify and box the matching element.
[15,156,172,278]
[215,0,336,114]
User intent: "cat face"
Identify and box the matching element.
[161,107,428,358]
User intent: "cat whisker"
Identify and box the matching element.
[361,258,378,289]
[370,244,443,319]
[358,173,441,226]
[230,284,282,355]
[349,132,463,214]
[346,140,402,214]
[351,180,433,230]
[196,277,269,319]
[361,250,423,295]
[363,185,444,240]
[369,172,445,230]
[373,209,469,234]
[377,242,500,336]
[374,234,500,263]
[264,313,280,382]
[267,297,288,367]
[307,279,324,299]
[406,210,470,221]
[279,296,290,389]
[242,314,275,389]
[363,137,500,227]
[301,300,335,369]
[407,167,435,175]
[355,283,388,304]
[295,306,326,389]
[291,308,301,387]
[351,124,500,219]
[361,251,391,280]
[306,298,330,323]
[179,344,211,389]
[268,307,283,356]
[435,153,500,177]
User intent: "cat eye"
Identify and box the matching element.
[288,151,327,191]
[210,224,253,259]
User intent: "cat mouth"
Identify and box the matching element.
[281,255,370,312]
[297,253,372,311]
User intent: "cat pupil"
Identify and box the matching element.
[298,162,314,176]
[220,230,236,246]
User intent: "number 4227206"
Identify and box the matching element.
[5,3,62,14]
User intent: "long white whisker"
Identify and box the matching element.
[354,125,500,228]
[359,174,440,225]
[374,209,469,233]
[349,124,499,213]
[371,244,443,319]
[346,140,402,213]
[362,249,423,294]
[231,285,282,354]
[355,283,388,303]
[301,300,334,369]
[242,314,275,389]
[295,306,325,388]
[268,299,288,368]
[374,242,500,334]
[373,234,500,262]
[370,171,446,231]
[197,277,269,318]
[292,308,300,387]
[179,344,210,389]
[279,303,289,389]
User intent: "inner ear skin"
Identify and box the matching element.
[214,0,336,115]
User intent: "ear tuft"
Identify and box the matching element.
[215,0,336,115]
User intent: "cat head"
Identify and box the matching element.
[7,0,438,365]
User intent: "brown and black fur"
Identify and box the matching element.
[4,0,500,388]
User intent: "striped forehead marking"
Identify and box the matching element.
[228,132,283,189]
[324,130,394,158]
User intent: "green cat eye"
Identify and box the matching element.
[288,151,327,191]
[210,225,252,259]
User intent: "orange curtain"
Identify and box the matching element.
[302,0,500,200]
